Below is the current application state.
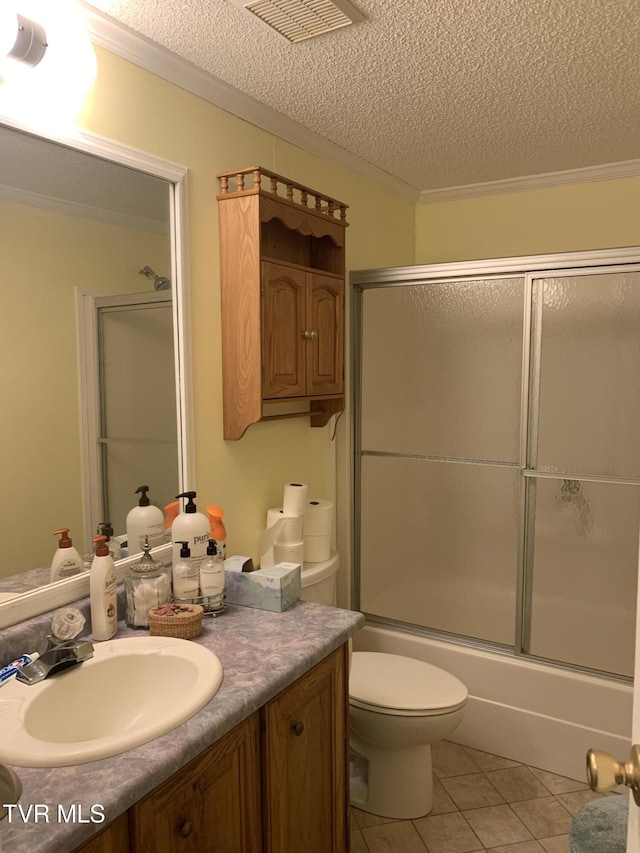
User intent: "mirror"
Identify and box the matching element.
[0,118,191,622]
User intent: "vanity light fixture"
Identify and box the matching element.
[1,13,47,68]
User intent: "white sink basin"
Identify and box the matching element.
[0,636,223,767]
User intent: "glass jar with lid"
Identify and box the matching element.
[124,537,172,628]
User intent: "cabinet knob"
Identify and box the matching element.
[292,721,305,737]
[179,819,194,838]
[309,330,318,340]
[302,330,311,339]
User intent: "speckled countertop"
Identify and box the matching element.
[1,601,365,853]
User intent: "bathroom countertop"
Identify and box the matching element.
[1,601,365,853]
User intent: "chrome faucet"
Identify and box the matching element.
[15,641,94,686]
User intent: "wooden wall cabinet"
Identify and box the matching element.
[217,168,348,440]
[74,646,348,853]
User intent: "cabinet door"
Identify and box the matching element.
[306,273,344,396]
[262,647,348,853]
[262,262,306,399]
[72,813,129,853]
[130,715,262,853]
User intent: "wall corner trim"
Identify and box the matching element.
[418,159,640,204]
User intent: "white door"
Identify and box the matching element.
[627,555,640,851]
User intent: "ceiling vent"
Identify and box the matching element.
[232,0,366,43]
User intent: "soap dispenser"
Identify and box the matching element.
[90,535,118,641]
[125,537,172,628]
[126,485,164,556]
[200,539,225,612]
[172,491,209,571]
[50,528,83,582]
[98,521,121,561]
[172,540,199,604]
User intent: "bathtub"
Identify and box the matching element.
[353,622,632,781]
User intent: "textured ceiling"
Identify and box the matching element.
[0,125,169,224]
[82,0,640,193]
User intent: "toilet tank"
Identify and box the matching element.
[300,553,339,606]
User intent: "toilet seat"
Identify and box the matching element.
[349,652,468,717]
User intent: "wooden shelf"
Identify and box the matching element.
[218,167,348,440]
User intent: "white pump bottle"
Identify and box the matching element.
[172,491,209,572]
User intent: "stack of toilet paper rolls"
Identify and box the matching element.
[260,482,333,568]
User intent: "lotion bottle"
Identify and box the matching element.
[200,539,225,611]
[172,491,209,572]
[90,534,118,641]
[126,485,165,556]
[172,540,199,604]
[50,528,83,582]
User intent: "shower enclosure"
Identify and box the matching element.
[353,249,640,680]
[78,289,179,545]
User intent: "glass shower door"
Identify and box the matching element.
[358,277,525,646]
[97,292,178,538]
[524,270,640,677]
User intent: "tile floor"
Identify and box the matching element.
[350,740,613,853]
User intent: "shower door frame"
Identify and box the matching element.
[77,289,175,547]
[351,245,640,679]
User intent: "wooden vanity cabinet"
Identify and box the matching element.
[71,812,129,852]
[129,715,262,853]
[262,646,348,853]
[73,646,349,853]
[217,167,348,440]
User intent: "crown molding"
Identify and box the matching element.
[81,4,420,205]
[0,182,166,232]
[418,159,640,205]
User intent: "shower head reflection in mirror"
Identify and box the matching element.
[139,264,172,291]
[0,117,193,631]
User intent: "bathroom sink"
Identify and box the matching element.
[0,636,223,767]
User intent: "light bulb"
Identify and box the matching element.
[0,0,97,132]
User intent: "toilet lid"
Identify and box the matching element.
[350,652,468,713]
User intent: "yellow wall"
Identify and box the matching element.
[0,199,168,576]
[76,47,415,565]
[416,177,640,263]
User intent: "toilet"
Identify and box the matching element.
[301,554,469,820]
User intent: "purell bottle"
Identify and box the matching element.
[171,491,209,572]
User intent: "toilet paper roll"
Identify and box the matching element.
[265,509,303,543]
[260,513,304,567]
[283,483,309,517]
[260,544,276,569]
[274,541,304,565]
[303,533,331,563]
[304,499,333,537]
[266,507,284,528]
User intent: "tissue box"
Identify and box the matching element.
[224,560,301,612]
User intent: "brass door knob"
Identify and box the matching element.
[587,745,640,804]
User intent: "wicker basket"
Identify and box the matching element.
[147,604,204,639]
